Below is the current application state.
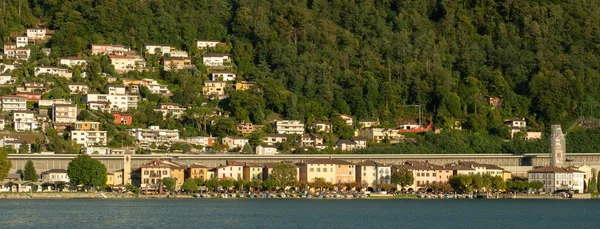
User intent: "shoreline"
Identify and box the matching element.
[0,192,592,200]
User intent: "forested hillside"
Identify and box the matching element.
[2,0,600,153]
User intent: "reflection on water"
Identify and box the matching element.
[0,199,598,228]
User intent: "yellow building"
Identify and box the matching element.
[73,121,100,131]
[298,159,349,184]
[171,166,185,191]
[202,81,227,96]
[235,81,254,91]
[186,164,209,181]
[106,173,115,186]
[140,159,184,193]
[243,163,264,181]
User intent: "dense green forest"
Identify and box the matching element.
[2,0,600,153]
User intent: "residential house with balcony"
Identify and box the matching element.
[183,136,216,148]
[84,94,138,112]
[360,128,404,143]
[59,57,87,67]
[528,166,585,194]
[34,66,72,78]
[0,74,16,85]
[154,103,186,119]
[275,120,304,135]
[3,48,31,60]
[202,81,227,97]
[15,92,42,101]
[146,83,170,95]
[1,96,27,112]
[128,126,179,149]
[145,44,173,55]
[186,164,209,181]
[202,54,231,67]
[339,114,353,126]
[505,118,527,138]
[41,169,69,183]
[109,55,146,73]
[71,130,107,147]
[73,121,100,131]
[196,40,224,49]
[112,113,133,125]
[358,119,380,128]
[15,82,46,93]
[161,57,193,71]
[256,145,279,156]
[297,159,355,184]
[222,136,249,151]
[26,28,47,40]
[312,121,332,133]
[262,134,287,145]
[235,81,254,91]
[13,111,38,132]
[38,99,71,108]
[355,160,393,190]
[105,85,126,96]
[52,104,77,124]
[396,161,453,191]
[237,121,263,134]
[140,159,185,192]
[298,134,324,147]
[243,163,265,181]
[91,44,130,55]
[16,36,28,48]
[210,71,237,81]
[67,83,89,94]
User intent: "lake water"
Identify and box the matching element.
[0,199,598,228]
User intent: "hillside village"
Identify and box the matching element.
[0,28,548,156]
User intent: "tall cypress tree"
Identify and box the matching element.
[23,159,38,182]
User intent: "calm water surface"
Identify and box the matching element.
[0,199,598,228]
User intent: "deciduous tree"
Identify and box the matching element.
[67,154,107,191]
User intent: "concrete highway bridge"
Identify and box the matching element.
[8,153,600,177]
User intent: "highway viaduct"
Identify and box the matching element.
[7,153,600,177]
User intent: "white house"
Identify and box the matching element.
[222,136,249,151]
[3,48,31,60]
[67,83,89,94]
[27,28,47,40]
[0,96,27,112]
[0,74,16,85]
[34,66,72,78]
[505,118,526,138]
[146,83,170,94]
[84,94,139,112]
[527,166,584,194]
[71,130,108,147]
[59,57,87,67]
[107,85,127,95]
[41,169,70,183]
[196,40,223,49]
[210,71,237,81]
[13,111,38,132]
[128,126,179,148]
[145,44,173,55]
[312,121,332,133]
[275,120,304,135]
[202,54,231,67]
[16,36,28,48]
[256,145,279,155]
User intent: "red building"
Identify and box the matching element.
[112,113,133,125]
[15,92,42,101]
